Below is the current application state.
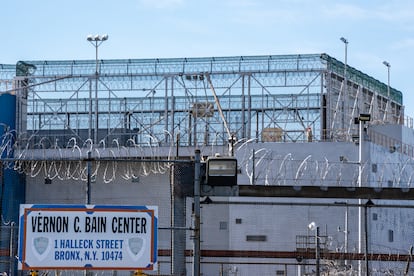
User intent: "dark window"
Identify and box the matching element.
[246,235,267,242]
[219,221,228,230]
[388,230,394,242]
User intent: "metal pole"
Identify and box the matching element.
[9,222,15,276]
[340,37,348,130]
[94,42,99,144]
[316,226,320,276]
[383,61,391,122]
[176,133,180,159]
[193,149,201,276]
[343,40,347,130]
[386,64,390,121]
[85,151,92,276]
[86,151,91,204]
[344,202,349,266]
[87,35,108,144]
[252,149,255,185]
[95,41,99,74]
[358,119,363,276]
[387,65,390,99]
[364,203,369,276]
[88,80,92,140]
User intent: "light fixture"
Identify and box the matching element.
[86,34,109,42]
[358,113,371,122]
[206,156,238,186]
[308,221,320,276]
[340,37,348,44]
[383,61,390,68]
[308,221,317,231]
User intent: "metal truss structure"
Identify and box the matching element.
[0,64,15,92]
[0,55,411,276]
[0,53,402,150]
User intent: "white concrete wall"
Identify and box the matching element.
[23,137,414,275]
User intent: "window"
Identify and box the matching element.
[235,218,242,224]
[388,230,394,242]
[246,235,267,242]
[219,221,228,230]
[372,213,378,221]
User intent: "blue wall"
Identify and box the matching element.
[0,93,25,223]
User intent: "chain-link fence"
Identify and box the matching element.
[3,203,414,276]
[0,222,18,276]
[3,160,414,276]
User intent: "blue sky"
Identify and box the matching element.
[2,0,414,118]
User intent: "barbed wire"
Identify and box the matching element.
[236,143,414,187]
[1,128,414,186]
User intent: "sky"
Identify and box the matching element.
[1,0,414,118]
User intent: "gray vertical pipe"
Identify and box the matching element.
[193,150,201,276]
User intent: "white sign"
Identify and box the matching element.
[18,204,158,271]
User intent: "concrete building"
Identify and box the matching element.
[0,54,414,275]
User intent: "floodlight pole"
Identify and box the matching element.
[358,116,363,276]
[193,149,201,276]
[85,36,107,276]
[308,222,320,276]
[315,226,320,276]
[357,114,370,276]
[340,37,348,130]
[87,34,108,144]
[383,61,391,122]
